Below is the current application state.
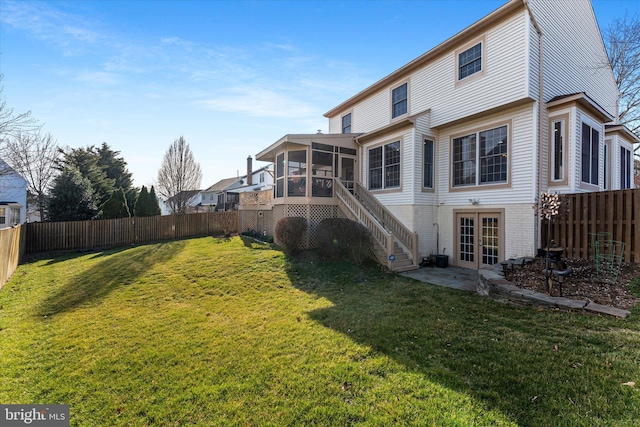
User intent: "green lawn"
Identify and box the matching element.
[1,236,639,426]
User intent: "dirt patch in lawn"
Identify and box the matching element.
[505,258,640,310]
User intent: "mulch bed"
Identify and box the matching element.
[505,258,640,310]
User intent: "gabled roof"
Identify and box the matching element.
[0,158,28,185]
[323,0,523,118]
[204,177,241,193]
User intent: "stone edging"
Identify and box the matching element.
[477,265,631,318]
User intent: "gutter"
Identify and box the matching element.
[522,0,544,252]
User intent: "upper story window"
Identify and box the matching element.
[452,124,508,187]
[458,42,482,80]
[259,172,265,183]
[369,141,401,190]
[580,122,600,186]
[0,207,5,225]
[423,138,434,189]
[391,83,408,119]
[621,146,632,189]
[342,113,352,134]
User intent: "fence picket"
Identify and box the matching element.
[23,212,238,254]
[542,189,640,263]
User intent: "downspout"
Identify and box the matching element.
[523,0,544,253]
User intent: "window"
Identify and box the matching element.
[287,150,307,197]
[621,146,632,189]
[0,207,5,225]
[259,172,265,183]
[312,143,334,197]
[453,125,508,187]
[275,153,284,198]
[392,83,407,118]
[369,141,401,190]
[551,120,564,181]
[458,42,482,80]
[423,138,434,189]
[581,122,599,186]
[10,208,20,224]
[342,113,352,134]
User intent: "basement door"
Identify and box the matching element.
[455,211,504,270]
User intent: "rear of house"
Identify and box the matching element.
[245,0,638,270]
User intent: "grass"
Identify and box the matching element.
[1,236,639,426]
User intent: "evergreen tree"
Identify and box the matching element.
[57,146,114,207]
[101,188,130,219]
[96,143,137,212]
[149,186,161,216]
[134,186,150,217]
[48,166,97,221]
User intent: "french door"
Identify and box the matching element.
[455,211,504,269]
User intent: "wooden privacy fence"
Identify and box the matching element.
[0,225,26,289]
[542,188,640,263]
[24,212,238,254]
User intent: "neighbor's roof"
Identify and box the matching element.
[204,177,240,193]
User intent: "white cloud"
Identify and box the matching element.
[75,71,119,86]
[198,87,318,119]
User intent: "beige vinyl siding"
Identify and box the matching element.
[427,12,529,127]
[528,0,618,115]
[328,115,341,134]
[352,91,391,133]
[327,10,529,132]
[436,103,537,205]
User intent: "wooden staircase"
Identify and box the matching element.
[335,180,419,272]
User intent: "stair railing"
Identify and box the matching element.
[353,182,419,266]
[335,180,395,269]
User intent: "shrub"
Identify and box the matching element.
[316,218,372,265]
[274,217,307,255]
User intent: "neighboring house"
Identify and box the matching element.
[0,158,28,229]
[162,190,202,215]
[201,157,273,211]
[253,0,639,271]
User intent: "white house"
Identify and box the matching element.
[252,0,639,271]
[201,156,273,212]
[0,158,28,228]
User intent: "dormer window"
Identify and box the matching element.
[391,83,408,119]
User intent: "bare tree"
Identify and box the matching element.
[603,13,640,136]
[156,136,202,215]
[4,131,60,220]
[0,75,40,158]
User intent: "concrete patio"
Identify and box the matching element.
[400,266,477,291]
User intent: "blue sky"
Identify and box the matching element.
[1,0,638,189]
